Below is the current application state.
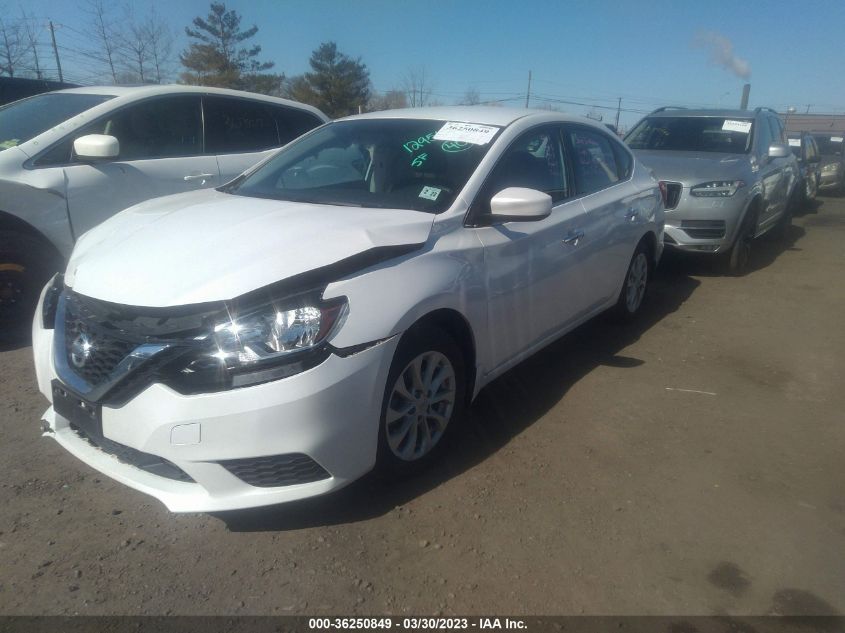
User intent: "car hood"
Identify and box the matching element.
[66,188,435,307]
[632,150,749,184]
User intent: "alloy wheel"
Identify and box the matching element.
[625,253,648,313]
[385,350,456,461]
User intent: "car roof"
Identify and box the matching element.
[51,84,329,120]
[646,108,759,118]
[340,105,615,130]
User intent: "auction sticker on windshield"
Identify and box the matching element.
[722,120,752,134]
[434,122,499,145]
[788,138,801,147]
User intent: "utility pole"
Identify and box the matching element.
[49,20,62,82]
[615,97,622,129]
[525,70,532,108]
[805,104,812,113]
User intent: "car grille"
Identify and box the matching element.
[663,182,682,210]
[64,299,137,386]
[70,423,195,483]
[681,220,726,239]
[219,454,330,488]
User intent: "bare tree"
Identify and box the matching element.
[461,86,480,105]
[118,4,148,82]
[81,0,120,83]
[402,66,433,107]
[367,89,407,112]
[144,7,174,83]
[19,10,43,79]
[0,17,26,77]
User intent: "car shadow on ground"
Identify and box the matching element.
[217,267,701,532]
[659,222,806,278]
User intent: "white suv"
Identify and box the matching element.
[33,107,664,512]
[0,85,327,334]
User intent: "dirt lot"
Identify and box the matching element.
[1,196,843,617]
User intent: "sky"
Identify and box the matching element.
[12,0,845,130]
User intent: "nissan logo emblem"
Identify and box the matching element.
[70,332,94,369]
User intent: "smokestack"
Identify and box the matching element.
[740,84,750,110]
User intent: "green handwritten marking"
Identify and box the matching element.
[441,140,471,153]
[411,153,428,168]
[0,139,20,149]
[403,132,436,154]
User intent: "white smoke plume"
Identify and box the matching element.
[695,31,751,79]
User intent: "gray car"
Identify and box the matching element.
[811,133,845,194]
[625,107,799,273]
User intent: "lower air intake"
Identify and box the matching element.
[219,453,330,488]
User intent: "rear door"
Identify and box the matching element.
[62,95,220,236]
[203,96,325,183]
[562,124,640,311]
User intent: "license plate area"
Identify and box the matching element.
[52,380,102,439]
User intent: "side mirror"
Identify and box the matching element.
[767,143,790,159]
[73,134,119,160]
[489,187,552,223]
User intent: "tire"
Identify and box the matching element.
[723,207,757,276]
[376,325,466,476]
[0,231,61,340]
[613,241,652,321]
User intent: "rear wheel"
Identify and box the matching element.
[0,231,61,341]
[614,241,652,321]
[377,326,466,476]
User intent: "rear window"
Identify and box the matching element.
[626,116,754,154]
[0,93,114,150]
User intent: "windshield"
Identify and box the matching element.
[626,116,754,154]
[811,134,843,156]
[228,118,501,213]
[0,92,114,151]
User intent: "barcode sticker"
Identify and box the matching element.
[722,120,752,134]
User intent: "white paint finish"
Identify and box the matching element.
[170,423,201,445]
[66,189,436,306]
[32,108,665,511]
[73,134,119,159]
[64,155,222,237]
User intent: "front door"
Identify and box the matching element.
[63,95,220,236]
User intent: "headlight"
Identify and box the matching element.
[822,163,840,173]
[41,274,63,329]
[166,293,347,393]
[690,180,746,197]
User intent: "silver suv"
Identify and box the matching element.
[625,107,799,273]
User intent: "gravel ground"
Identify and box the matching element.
[0,196,843,616]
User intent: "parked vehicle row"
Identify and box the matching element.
[788,131,821,205]
[31,106,664,511]
[0,85,328,335]
[811,133,845,194]
[624,106,800,274]
[9,85,812,513]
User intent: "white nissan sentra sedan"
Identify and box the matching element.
[32,107,665,512]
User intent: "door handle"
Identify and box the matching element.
[562,230,585,246]
[183,173,215,182]
[625,208,638,221]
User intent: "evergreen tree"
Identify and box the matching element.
[285,42,370,118]
[180,2,280,92]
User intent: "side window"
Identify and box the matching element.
[755,117,772,155]
[565,126,620,195]
[612,142,633,180]
[272,106,324,145]
[482,127,568,206]
[768,116,785,145]
[96,96,201,160]
[204,96,278,154]
[36,96,202,165]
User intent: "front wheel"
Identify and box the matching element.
[377,326,466,476]
[614,242,651,320]
[0,231,61,341]
[723,209,757,275]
